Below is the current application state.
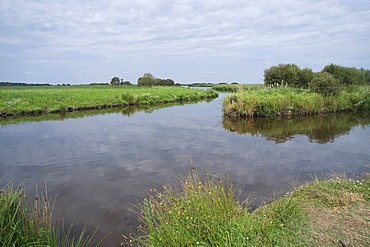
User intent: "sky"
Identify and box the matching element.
[0,0,369,84]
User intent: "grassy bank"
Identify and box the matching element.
[0,183,104,246]
[223,85,370,117]
[127,171,370,246]
[0,85,218,117]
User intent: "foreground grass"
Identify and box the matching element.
[0,182,104,246]
[127,170,370,246]
[0,85,218,117]
[224,85,370,117]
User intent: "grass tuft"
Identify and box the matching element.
[0,182,104,246]
[126,169,307,246]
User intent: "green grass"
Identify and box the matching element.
[223,85,370,117]
[126,170,370,246]
[0,182,105,246]
[0,85,218,116]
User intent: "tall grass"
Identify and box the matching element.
[126,169,307,246]
[127,170,370,246]
[0,182,104,246]
[224,85,370,117]
[0,85,218,117]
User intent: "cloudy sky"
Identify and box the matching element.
[0,0,369,84]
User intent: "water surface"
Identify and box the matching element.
[1,94,369,245]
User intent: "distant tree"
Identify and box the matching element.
[120,80,132,85]
[138,73,175,86]
[110,77,120,86]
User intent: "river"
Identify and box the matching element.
[0,94,369,246]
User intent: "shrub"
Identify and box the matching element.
[264,64,301,87]
[309,72,342,96]
[322,64,368,85]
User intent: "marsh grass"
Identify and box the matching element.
[126,169,307,246]
[224,85,370,117]
[0,85,218,117]
[127,170,370,246]
[0,182,104,246]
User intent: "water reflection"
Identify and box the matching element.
[223,111,370,144]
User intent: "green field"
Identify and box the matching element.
[223,85,370,117]
[0,85,218,117]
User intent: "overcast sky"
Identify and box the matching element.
[1,0,369,84]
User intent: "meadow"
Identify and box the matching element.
[0,85,218,117]
[223,85,370,117]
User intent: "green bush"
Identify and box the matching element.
[322,64,369,85]
[264,64,300,87]
[308,72,342,96]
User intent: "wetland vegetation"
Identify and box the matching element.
[126,170,370,246]
[0,183,104,247]
[224,64,370,117]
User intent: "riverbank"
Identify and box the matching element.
[223,85,370,117]
[1,171,369,246]
[0,85,218,117]
[128,171,370,246]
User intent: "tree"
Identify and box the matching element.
[264,64,301,87]
[322,64,367,85]
[138,73,175,86]
[110,77,120,86]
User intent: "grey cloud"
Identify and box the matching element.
[0,0,369,83]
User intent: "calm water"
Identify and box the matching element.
[1,94,369,245]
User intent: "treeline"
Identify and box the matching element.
[264,63,370,96]
[0,82,52,86]
[137,73,175,86]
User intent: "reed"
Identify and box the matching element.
[224,85,370,117]
[0,182,103,246]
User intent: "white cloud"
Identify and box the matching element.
[0,0,369,83]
